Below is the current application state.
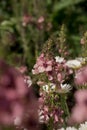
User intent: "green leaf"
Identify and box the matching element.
[53,0,84,12]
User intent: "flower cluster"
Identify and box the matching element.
[32,33,87,130]
[38,91,64,128]
[32,52,75,129]
[32,53,73,92]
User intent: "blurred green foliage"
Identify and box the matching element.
[0,0,87,70]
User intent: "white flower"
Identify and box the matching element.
[42,83,56,93]
[58,121,87,130]
[50,83,56,90]
[27,79,32,87]
[60,83,72,93]
[58,128,65,130]
[42,85,49,92]
[79,121,87,130]
[57,127,77,130]
[76,57,86,64]
[55,56,64,63]
[65,60,82,69]
[66,127,77,130]
[24,76,32,87]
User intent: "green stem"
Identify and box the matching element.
[60,94,70,123]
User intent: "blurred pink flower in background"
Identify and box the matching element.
[80,38,85,45]
[17,66,27,74]
[68,89,87,125]
[75,66,87,85]
[0,59,39,130]
[37,16,45,30]
[74,89,87,104]
[22,14,33,26]
[37,16,44,24]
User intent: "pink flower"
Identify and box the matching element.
[0,59,39,130]
[24,76,32,88]
[68,89,87,125]
[75,66,87,85]
[22,14,33,26]
[32,53,52,74]
[17,66,27,74]
[80,38,85,45]
[37,81,45,86]
[74,89,87,104]
[37,16,44,24]
[57,73,62,82]
[51,108,63,124]
[68,105,87,125]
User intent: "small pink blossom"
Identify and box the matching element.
[37,16,44,24]
[57,73,62,82]
[54,114,59,122]
[22,15,33,26]
[32,53,52,74]
[17,66,27,74]
[80,38,85,45]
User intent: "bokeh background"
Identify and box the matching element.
[0,0,87,70]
